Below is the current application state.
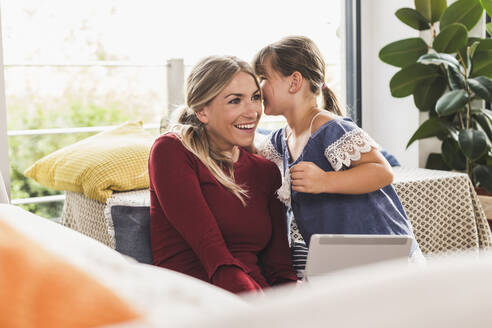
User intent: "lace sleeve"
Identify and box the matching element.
[256,135,284,173]
[256,134,291,207]
[324,129,380,171]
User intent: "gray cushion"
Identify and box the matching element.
[111,205,152,264]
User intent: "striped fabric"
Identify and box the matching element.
[291,241,308,279]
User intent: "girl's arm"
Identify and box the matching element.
[290,148,393,194]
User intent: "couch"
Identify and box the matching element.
[2,202,492,327]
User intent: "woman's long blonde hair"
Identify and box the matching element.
[172,56,260,206]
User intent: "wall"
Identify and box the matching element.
[360,0,419,167]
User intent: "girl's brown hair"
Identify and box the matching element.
[253,35,343,116]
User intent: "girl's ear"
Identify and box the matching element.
[195,107,209,124]
[289,71,303,93]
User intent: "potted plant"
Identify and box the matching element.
[379,0,492,221]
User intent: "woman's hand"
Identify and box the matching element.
[290,161,330,194]
[211,265,262,294]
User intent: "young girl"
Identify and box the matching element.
[253,36,423,275]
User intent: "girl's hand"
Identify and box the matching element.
[290,161,329,194]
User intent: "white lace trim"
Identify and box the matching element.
[257,135,283,172]
[277,169,291,207]
[324,129,380,171]
[256,135,291,206]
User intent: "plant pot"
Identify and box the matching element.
[476,187,492,232]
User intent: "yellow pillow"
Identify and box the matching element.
[24,121,155,203]
[0,217,140,328]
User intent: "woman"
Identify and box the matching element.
[149,56,297,294]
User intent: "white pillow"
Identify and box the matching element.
[0,205,247,326]
[182,251,492,328]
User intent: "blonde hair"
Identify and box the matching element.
[253,35,343,116]
[172,56,260,206]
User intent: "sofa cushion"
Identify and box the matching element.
[105,189,152,263]
[24,121,155,203]
[111,205,152,264]
[0,207,139,327]
[0,204,247,326]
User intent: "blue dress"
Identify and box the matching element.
[259,116,419,255]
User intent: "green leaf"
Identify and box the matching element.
[480,0,492,17]
[413,76,447,111]
[459,37,482,66]
[468,76,492,102]
[395,8,431,30]
[442,137,467,170]
[379,38,429,67]
[440,0,484,30]
[483,109,492,121]
[406,118,453,148]
[471,39,492,78]
[425,153,451,170]
[473,112,492,142]
[433,23,468,53]
[469,41,480,58]
[465,45,472,76]
[447,64,465,89]
[435,89,469,116]
[415,0,448,23]
[459,129,488,160]
[487,22,492,36]
[473,164,492,192]
[390,63,441,98]
[417,52,460,67]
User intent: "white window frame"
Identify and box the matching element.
[0,10,10,199]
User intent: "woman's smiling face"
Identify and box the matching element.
[197,71,262,152]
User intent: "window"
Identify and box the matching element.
[1,0,344,218]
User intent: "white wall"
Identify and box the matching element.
[360,0,420,167]
[0,11,9,196]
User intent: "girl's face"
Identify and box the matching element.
[197,71,262,152]
[258,59,292,116]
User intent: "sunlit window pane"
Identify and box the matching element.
[1,0,343,214]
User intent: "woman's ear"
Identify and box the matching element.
[195,108,209,124]
[289,71,303,93]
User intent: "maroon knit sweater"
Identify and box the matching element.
[149,133,297,293]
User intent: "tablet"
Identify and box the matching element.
[304,234,413,280]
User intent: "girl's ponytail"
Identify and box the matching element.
[321,84,343,116]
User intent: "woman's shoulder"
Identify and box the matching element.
[243,149,281,176]
[242,150,282,189]
[244,149,278,168]
[153,132,187,149]
[151,132,190,158]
